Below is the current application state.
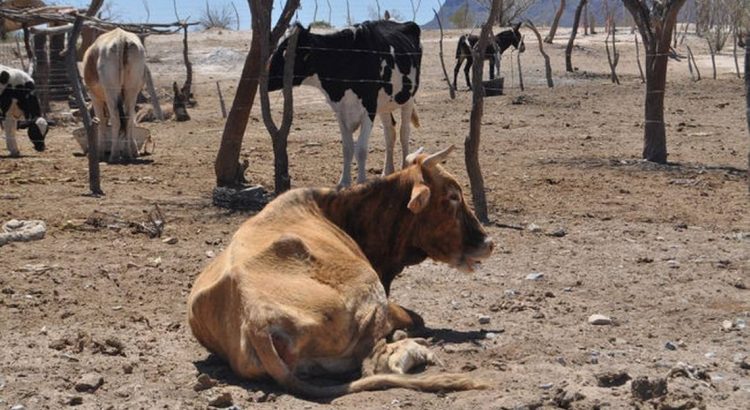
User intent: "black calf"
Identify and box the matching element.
[453,23,525,90]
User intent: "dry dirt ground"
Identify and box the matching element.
[1,27,748,409]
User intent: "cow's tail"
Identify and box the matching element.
[249,330,485,399]
[411,106,420,128]
[117,41,131,133]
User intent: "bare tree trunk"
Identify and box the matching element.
[583,3,589,35]
[144,66,164,121]
[526,20,553,87]
[326,0,332,25]
[216,81,227,118]
[466,0,501,224]
[49,27,69,101]
[707,37,717,79]
[181,24,194,104]
[516,48,524,91]
[635,34,645,83]
[642,52,669,163]
[258,9,298,194]
[65,0,104,196]
[32,33,49,114]
[623,0,687,164]
[214,0,299,188]
[589,12,596,35]
[686,44,701,81]
[566,0,588,72]
[734,31,741,79]
[745,32,750,191]
[605,30,620,84]
[545,0,565,44]
[433,8,455,99]
[22,26,34,74]
[214,30,260,187]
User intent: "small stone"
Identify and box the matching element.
[631,376,668,401]
[588,314,613,325]
[208,391,233,408]
[504,289,518,297]
[665,341,678,351]
[123,364,134,374]
[10,405,25,410]
[485,332,497,339]
[526,272,544,281]
[735,319,747,330]
[68,396,83,406]
[666,259,680,269]
[206,250,216,258]
[162,237,178,245]
[539,382,554,390]
[478,315,491,325]
[705,352,716,359]
[548,227,567,237]
[596,370,631,387]
[527,223,542,233]
[739,359,750,370]
[146,257,161,267]
[194,373,218,392]
[722,320,734,331]
[532,311,545,319]
[552,389,585,408]
[74,372,103,393]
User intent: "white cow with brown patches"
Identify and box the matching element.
[82,28,146,162]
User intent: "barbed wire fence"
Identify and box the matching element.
[1,2,741,121]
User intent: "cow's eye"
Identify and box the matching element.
[448,192,460,202]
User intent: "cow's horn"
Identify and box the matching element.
[405,146,425,164]
[422,145,455,168]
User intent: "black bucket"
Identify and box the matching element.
[483,77,504,96]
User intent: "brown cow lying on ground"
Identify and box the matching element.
[188,146,494,397]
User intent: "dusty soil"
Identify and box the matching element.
[1,27,748,409]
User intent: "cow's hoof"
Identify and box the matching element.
[378,338,440,374]
[9,152,21,158]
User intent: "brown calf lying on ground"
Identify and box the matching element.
[187,146,494,397]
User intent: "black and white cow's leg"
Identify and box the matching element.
[398,102,414,169]
[489,56,496,80]
[464,56,473,89]
[3,116,20,157]
[380,111,397,176]
[354,114,374,185]
[336,113,357,188]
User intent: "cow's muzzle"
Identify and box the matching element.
[455,237,494,273]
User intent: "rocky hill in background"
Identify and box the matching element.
[423,0,694,29]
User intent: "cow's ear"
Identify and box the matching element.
[408,183,431,214]
[513,22,522,32]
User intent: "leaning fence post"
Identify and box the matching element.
[216,81,227,118]
[64,12,103,196]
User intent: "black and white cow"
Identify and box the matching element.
[453,23,525,90]
[268,20,422,187]
[0,64,48,157]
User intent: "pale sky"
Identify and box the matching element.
[63,0,439,30]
